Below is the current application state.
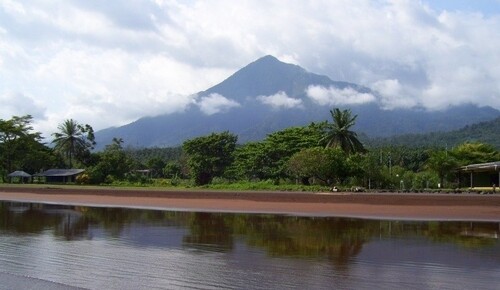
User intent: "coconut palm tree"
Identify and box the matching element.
[52,119,95,168]
[320,108,366,154]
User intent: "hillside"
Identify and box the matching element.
[366,117,500,149]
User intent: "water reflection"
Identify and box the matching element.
[1,202,498,256]
[1,201,499,289]
[183,212,234,251]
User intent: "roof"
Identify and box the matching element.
[7,171,32,177]
[458,161,500,173]
[34,169,85,177]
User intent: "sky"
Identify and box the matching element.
[1,0,499,138]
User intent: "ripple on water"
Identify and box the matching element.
[0,272,87,290]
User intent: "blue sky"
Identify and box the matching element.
[0,0,499,137]
[428,0,500,15]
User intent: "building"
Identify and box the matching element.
[34,169,85,183]
[458,161,500,188]
[7,171,32,183]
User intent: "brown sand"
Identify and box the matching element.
[0,185,499,221]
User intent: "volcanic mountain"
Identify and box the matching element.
[95,55,499,148]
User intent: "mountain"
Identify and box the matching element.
[198,55,367,100]
[95,55,500,149]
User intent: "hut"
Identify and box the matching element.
[7,171,32,183]
[34,169,85,183]
[458,161,500,189]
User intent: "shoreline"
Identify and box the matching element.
[1,185,500,221]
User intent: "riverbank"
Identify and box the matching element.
[0,185,499,221]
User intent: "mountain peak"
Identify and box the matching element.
[253,54,281,63]
[198,55,326,100]
[245,55,302,72]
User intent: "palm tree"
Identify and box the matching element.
[52,119,94,168]
[320,108,366,154]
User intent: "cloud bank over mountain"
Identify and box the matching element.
[197,93,240,115]
[257,92,303,110]
[306,86,376,106]
[1,0,499,136]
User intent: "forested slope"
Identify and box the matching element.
[365,117,500,149]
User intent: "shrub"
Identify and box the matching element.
[75,173,90,185]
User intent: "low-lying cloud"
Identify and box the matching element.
[371,79,418,109]
[257,91,303,109]
[306,86,376,106]
[197,93,240,115]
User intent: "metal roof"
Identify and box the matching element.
[7,171,32,177]
[458,161,500,172]
[34,169,85,177]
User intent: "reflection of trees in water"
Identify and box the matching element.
[376,220,499,249]
[82,207,135,237]
[182,213,377,268]
[182,213,499,268]
[1,201,498,259]
[233,215,376,268]
[0,203,93,240]
[81,207,192,237]
[183,212,234,251]
[53,211,92,241]
[0,203,63,234]
[424,221,499,248]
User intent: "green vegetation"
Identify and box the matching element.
[321,108,366,154]
[0,115,60,181]
[183,131,237,185]
[52,119,95,168]
[367,117,500,149]
[0,109,498,190]
[287,147,349,185]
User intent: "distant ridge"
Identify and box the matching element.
[366,117,500,149]
[94,55,500,149]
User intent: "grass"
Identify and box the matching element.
[1,179,496,194]
[0,179,331,193]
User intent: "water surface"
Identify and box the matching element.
[0,202,499,289]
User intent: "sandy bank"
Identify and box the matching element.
[0,186,499,221]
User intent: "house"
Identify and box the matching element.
[7,171,32,183]
[458,161,500,188]
[34,169,85,183]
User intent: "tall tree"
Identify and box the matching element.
[87,137,133,184]
[287,147,349,185]
[183,131,237,185]
[0,115,52,176]
[52,119,95,168]
[229,123,324,182]
[425,150,458,188]
[451,142,499,165]
[320,108,366,154]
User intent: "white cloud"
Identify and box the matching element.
[306,86,376,106]
[0,92,46,120]
[0,0,26,16]
[371,79,417,109]
[197,93,240,115]
[257,91,303,109]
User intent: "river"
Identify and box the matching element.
[0,202,499,289]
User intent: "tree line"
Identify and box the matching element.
[1,110,499,189]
